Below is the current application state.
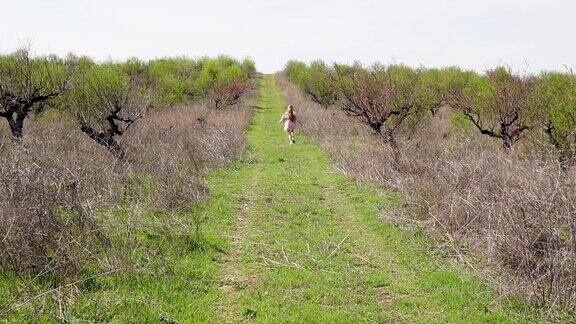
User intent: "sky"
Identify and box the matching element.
[1,0,575,73]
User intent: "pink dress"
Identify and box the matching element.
[283,117,296,131]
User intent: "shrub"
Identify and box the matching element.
[0,121,115,284]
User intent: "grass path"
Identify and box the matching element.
[209,75,529,322]
[7,75,536,322]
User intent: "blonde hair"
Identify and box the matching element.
[286,105,296,122]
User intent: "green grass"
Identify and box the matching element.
[209,75,540,323]
[1,75,543,322]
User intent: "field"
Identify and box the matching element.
[1,49,575,322]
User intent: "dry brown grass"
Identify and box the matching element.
[278,73,576,311]
[124,101,253,210]
[0,93,253,287]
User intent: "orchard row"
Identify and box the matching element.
[0,48,255,158]
[285,60,576,168]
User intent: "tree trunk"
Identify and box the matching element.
[501,132,513,151]
[7,112,26,140]
[384,129,401,169]
[80,122,126,160]
[543,123,572,171]
[108,141,126,160]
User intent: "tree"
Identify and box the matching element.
[333,63,433,165]
[421,67,474,116]
[148,57,202,105]
[536,72,576,169]
[208,78,251,109]
[284,60,338,108]
[0,48,68,139]
[65,64,152,159]
[448,67,537,150]
[241,57,257,78]
[120,57,152,87]
[284,60,308,86]
[300,60,339,107]
[195,57,251,108]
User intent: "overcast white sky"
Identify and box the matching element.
[1,0,575,73]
